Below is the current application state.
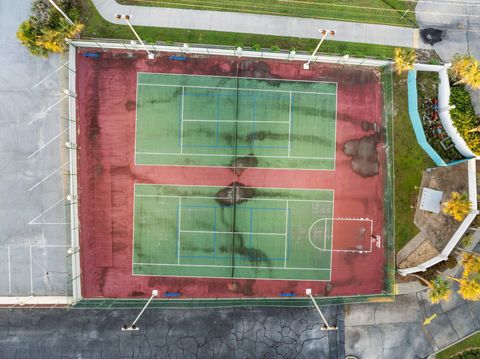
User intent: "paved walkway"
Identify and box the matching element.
[92,0,429,49]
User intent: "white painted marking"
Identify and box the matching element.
[29,128,68,158]
[138,83,336,96]
[180,86,185,155]
[28,162,69,192]
[180,230,285,236]
[133,262,331,271]
[135,194,333,203]
[136,151,334,160]
[182,119,289,124]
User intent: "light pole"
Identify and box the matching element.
[115,14,155,60]
[306,288,337,331]
[122,290,158,331]
[46,0,74,26]
[303,30,335,70]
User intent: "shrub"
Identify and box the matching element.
[449,85,480,155]
[270,45,280,52]
[16,0,83,56]
[442,192,472,222]
[450,55,480,90]
[393,48,416,74]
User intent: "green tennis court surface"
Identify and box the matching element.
[135,73,337,170]
[133,184,334,280]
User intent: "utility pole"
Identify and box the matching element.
[46,0,74,26]
[115,14,155,60]
[303,30,335,70]
[122,290,158,331]
[306,289,337,330]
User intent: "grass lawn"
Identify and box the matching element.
[117,0,417,27]
[393,73,435,251]
[435,332,480,359]
[79,0,399,59]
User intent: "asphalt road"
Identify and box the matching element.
[0,306,340,358]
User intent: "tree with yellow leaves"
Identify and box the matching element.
[442,192,472,222]
[393,48,416,75]
[16,0,83,57]
[448,252,480,301]
[450,55,480,90]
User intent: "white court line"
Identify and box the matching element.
[7,245,11,294]
[136,151,334,160]
[323,219,327,251]
[183,119,290,124]
[138,83,336,96]
[131,182,137,275]
[284,200,289,269]
[134,72,139,166]
[135,194,333,203]
[134,262,331,271]
[180,86,185,155]
[138,71,337,85]
[288,91,292,158]
[29,245,33,294]
[177,197,182,265]
[180,230,285,236]
[136,183,335,192]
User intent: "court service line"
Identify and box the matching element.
[136,151,334,160]
[136,183,335,192]
[133,262,331,271]
[180,230,285,236]
[180,86,185,155]
[138,71,337,85]
[138,83,336,96]
[135,194,333,203]
[182,119,290,124]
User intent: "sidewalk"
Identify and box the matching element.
[92,0,430,49]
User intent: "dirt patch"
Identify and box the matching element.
[215,182,255,206]
[343,134,380,177]
[231,155,258,175]
[125,100,136,111]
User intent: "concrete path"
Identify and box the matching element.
[92,0,429,49]
[0,0,69,295]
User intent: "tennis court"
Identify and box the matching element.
[133,184,337,280]
[135,73,337,170]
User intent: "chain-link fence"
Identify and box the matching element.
[380,64,396,294]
